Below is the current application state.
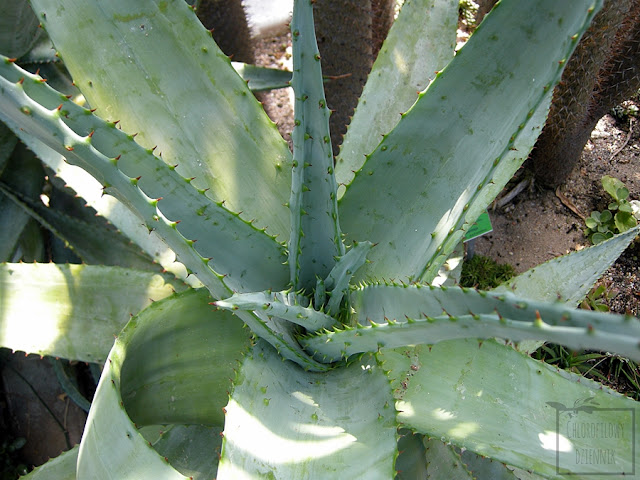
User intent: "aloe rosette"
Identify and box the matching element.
[0,0,639,478]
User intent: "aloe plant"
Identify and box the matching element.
[1,0,639,478]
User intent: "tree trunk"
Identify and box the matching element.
[531,0,640,188]
[371,0,395,58]
[196,0,254,63]
[314,0,395,153]
[314,0,373,152]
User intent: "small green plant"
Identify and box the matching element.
[458,0,480,30]
[585,175,640,243]
[579,282,619,312]
[459,254,515,289]
[532,345,640,401]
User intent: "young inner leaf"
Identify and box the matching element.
[288,0,344,293]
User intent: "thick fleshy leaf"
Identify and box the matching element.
[0,0,42,58]
[395,431,429,479]
[422,437,472,479]
[17,132,197,283]
[0,263,185,362]
[460,449,534,480]
[215,290,337,331]
[77,288,251,478]
[288,0,343,290]
[338,0,601,283]
[217,341,398,479]
[151,425,223,480]
[0,58,289,294]
[495,226,640,305]
[337,0,458,187]
[301,283,640,362]
[231,62,292,92]
[419,439,528,479]
[379,339,639,477]
[0,122,17,168]
[0,68,316,373]
[0,142,44,262]
[29,0,293,239]
[0,180,161,270]
[21,445,78,480]
[494,227,640,354]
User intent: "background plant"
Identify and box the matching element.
[0,0,639,478]
[585,175,640,244]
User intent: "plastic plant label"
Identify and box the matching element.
[464,211,493,242]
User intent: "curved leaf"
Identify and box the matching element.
[0,263,185,362]
[29,0,293,239]
[0,58,289,294]
[338,0,602,283]
[496,226,640,305]
[21,445,78,480]
[379,339,639,477]
[217,341,398,479]
[301,283,640,362]
[337,0,458,187]
[77,288,251,478]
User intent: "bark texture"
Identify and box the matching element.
[531,0,640,187]
[196,0,254,63]
[314,0,395,153]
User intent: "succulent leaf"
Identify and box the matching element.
[0,0,635,477]
[0,263,185,362]
[380,339,639,476]
[217,340,397,479]
[421,437,473,479]
[300,283,640,362]
[231,62,292,91]
[288,0,344,290]
[0,122,17,169]
[0,58,289,294]
[0,0,42,58]
[150,425,223,480]
[338,0,602,283]
[0,66,323,368]
[12,130,196,283]
[0,180,161,270]
[496,226,640,305]
[20,445,78,479]
[394,431,429,479]
[77,288,250,478]
[29,0,293,239]
[0,142,44,261]
[337,0,459,188]
[460,449,532,480]
[215,290,337,331]
[324,240,373,315]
